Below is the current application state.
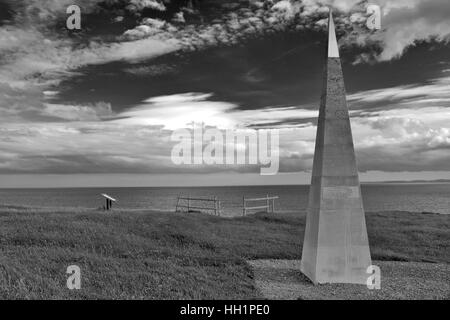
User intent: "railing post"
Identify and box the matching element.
[266,194,269,213]
[188,197,190,212]
[243,196,246,216]
[214,196,218,216]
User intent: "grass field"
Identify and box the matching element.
[0,207,448,299]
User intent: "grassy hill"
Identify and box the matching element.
[0,207,448,299]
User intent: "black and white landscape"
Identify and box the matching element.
[0,0,448,302]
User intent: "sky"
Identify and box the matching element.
[1,0,450,187]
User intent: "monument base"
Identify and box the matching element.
[301,263,370,285]
[248,259,449,300]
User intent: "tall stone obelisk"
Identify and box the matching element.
[300,10,372,284]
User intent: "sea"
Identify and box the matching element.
[0,183,449,216]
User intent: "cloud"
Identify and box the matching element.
[0,26,180,119]
[127,0,167,12]
[2,0,449,102]
[0,123,175,173]
[1,88,449,174]
[367,0,450,61]
[346,76,450,171]
[118,0,450,64]
[122,17,168,40]
[1,1,450,176]
[123,64,176,76]
[41,102,113,121]
[0,92,312,174]
[115,93,238,130]
[0,1,181,114]
[349,76,450,105]
[114,93,320,130]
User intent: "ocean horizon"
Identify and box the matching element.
[1,183,449,216]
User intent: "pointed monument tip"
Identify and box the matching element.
[328,8,340,58]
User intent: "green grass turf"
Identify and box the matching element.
[0,207,448,299]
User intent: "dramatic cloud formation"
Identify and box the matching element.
[359,0,450,61]
[0,87,449,175]
[1,0,450,182]
[2,0,450,100]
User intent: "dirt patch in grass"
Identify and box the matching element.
[248,259,450,300]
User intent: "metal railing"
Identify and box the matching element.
[175,195,221,216]
[242,195,279,216]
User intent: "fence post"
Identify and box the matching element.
[214,196,218,216]
[187,197,190,212]
[218,200,221,216]
[266,194,269,213]
[243,196,246,216]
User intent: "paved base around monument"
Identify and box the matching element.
[247,260,449,300]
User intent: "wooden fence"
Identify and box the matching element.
[242,195,279,216]
[176,195,221,216]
